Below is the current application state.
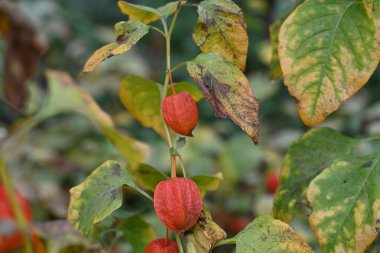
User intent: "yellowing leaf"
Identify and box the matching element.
[118,2,160,24]
[279,0,380,126]
[117,1,184,24]
[307,154,380,253]
[229,215,314,253]
[268,1,303,80]
[269,20,283,80]
[68,161,135,234]
[41,71,145,168]
[119,75,165,137]
[167,82,204,102]
[273,128,358,222]
[187,53,259,143]
[81,20,149,74]
[193,0,248,71]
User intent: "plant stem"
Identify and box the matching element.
[171,155,177,178]
[178,156,187,178]
[160,5,182,179]
[159,5,188,252]
[0,157,34,253]
[149,26,166,37]
[136,187,154,202]
[171,61,188,73]
[175,233,184,253]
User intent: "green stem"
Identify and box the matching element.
[0,157,34,253]
[213,238,236,248]
[149,26,166,37]
[171,61,188,73]
[175,234,184,253]
[178,156,187,178]
[135,187,154,202]
[160,5,182,179]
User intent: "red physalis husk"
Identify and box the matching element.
[161,91,198,136]
[145,238,178,253]
[154,177,202,234]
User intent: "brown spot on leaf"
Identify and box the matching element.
[112,164,121,176]
[191,62,259,143]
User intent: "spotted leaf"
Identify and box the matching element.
[187,53,259,143]
[221,215,314,252]
[307,154,380,253]
[273,128,358,222]
[279,0,380,126]
[68,161,136,235]
[193,0,248,71]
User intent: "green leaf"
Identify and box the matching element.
[191,173,223,197]
[269,19,283,80]
[131,163,168,192]
[81,20,149,74]
[230,215,314,253]
[167,82,204,102]
[118,216,157,253]
[119,75,165,137]
[273,128,358,222]
[187,53,259,143]
[185,210,226,253]
[117,1,184,24]
[307,154,380,253]
[35,71,145,168]
[193,0,248,71]
[68,161,135,235]
[279,0,380,126]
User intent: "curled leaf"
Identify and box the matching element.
[185,210,226,253]
[81,20,149,74]
[187,53,259,143]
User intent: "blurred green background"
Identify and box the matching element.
[0,0,380,252]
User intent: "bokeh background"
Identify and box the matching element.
[1,0,380,252]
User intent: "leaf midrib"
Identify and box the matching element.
[323,157,379,249]
[310,1,355,118]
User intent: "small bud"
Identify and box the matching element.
[162,91,198,136]
[154,177,202,233]
[145,239,178,253]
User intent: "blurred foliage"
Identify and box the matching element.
[0,0,379,252]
